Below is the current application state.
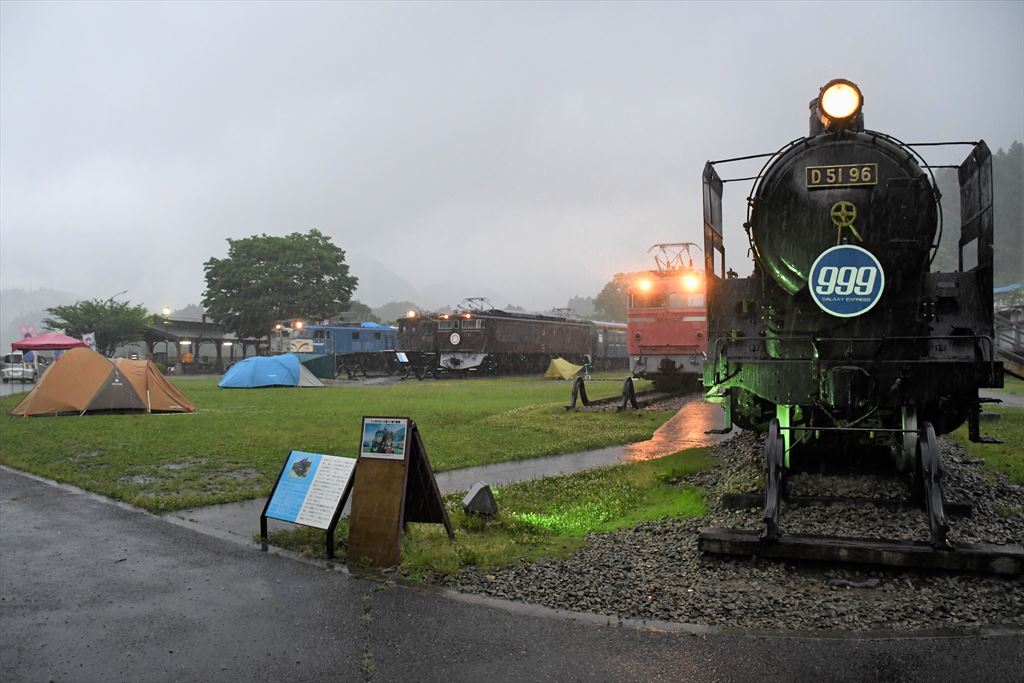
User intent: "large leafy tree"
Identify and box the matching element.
[592,273,631,321]
[203,229,358,339]
[44,299,151,356]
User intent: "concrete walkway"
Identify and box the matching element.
[981,387,1024,408]
[163,394,732,543]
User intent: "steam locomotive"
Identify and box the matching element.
[702,78,1002,547]
[627,243,707,390]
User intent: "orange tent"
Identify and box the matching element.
[113,358,197,413]
[10,348,196,416]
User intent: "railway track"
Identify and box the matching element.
[446,430,1024,631]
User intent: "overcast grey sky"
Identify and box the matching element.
[2,0,1022,318]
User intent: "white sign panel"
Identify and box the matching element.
[265,451,356,529]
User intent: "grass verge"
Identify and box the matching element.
[994,376,1024,398]
[948,405,1023,485]
[0,375,672,512]
[267,446,717,577]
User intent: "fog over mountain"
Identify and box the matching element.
[2,1,1022,346]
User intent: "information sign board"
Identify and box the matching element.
[347,417,454,568]
[265,451,356,529]
[261,450,357,559]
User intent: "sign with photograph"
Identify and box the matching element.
[265,451,356,529]
[347,417,453,568]
[359,417,408,460]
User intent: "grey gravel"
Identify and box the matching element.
[442,430,1024,632]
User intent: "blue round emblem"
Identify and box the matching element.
[808,245,885,317]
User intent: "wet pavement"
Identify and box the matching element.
[165,393,732,543]
[981,388,1024,408]
[4,467,1023,682]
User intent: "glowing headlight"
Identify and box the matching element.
[293,321,304,330]
[406,310,417,318]
[682,273,700,292]
[637,278,653,292]
[818,79,863,123]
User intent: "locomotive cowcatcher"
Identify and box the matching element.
[627,243,708,390]
[702,78,1003,551]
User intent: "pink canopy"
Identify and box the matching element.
[12,331,89,351]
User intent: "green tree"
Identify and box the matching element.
[203,229,358,339]
[592,273,631,321]
[43,298,151,357]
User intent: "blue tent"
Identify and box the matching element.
[218,355,324,388]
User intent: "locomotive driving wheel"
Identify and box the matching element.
[917,422,950,548]
[762,418,786,540]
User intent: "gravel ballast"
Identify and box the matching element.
[443,430,1024,632]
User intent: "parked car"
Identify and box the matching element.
[1,353,49,383]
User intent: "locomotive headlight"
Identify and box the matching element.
[406,310,417,318]
[682,273,700,292]
[818,79,863,125]
[637,278,653,292]
[293,320,304,330]
[462,313,472,319]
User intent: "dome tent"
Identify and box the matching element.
[10,348,196,416]
[218,354,324,388]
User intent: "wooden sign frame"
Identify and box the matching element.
[347,417,453,567]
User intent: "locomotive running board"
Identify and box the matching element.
[698,527,1024,576]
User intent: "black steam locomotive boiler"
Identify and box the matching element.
[701,79,1004,556]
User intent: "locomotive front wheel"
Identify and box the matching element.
[917,422,950,548]
[762,418,785,541]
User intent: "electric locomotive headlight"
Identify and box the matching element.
[406,310,417,318]
[682,273,700,292]
[637,278,653,292]
[293,320,304,330]
[817,78,863,128]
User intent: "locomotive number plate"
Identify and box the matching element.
[805,163,878,189]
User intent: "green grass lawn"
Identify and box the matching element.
[268,446,717,576]
[949,405,1024,485]
[995,376,1024,398]
[0,375,672,512]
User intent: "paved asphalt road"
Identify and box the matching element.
[2,468,1022,683]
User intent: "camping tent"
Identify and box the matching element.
[10,347,196,416]
[291,352,335,379]
[544,357,583,380]
[11,331,88,351]
[113,358,197,413]
[218,354,324,388]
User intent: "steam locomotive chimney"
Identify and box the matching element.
[809,98,825,136]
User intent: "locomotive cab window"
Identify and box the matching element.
[351,332,359,340]
[631,293,667,308]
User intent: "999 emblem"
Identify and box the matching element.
[808,245,885,317]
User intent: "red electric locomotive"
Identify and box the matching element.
[627,243,707,390]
